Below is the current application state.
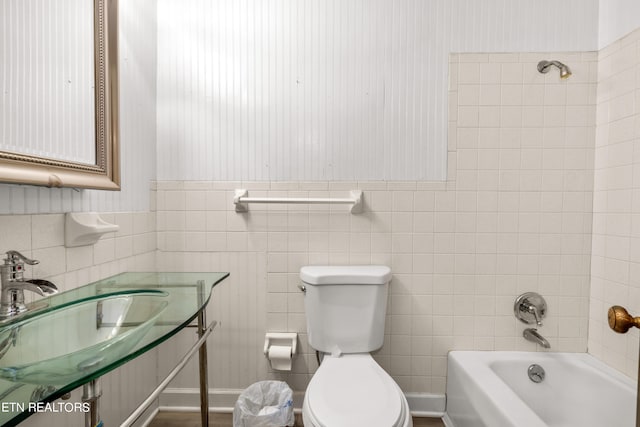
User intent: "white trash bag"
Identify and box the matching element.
[233,381,295,427]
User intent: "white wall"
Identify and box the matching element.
[0,0,157,214]
[598,0,640,49]
[156,0,598,182]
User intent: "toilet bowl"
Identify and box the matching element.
[302,354,413,427]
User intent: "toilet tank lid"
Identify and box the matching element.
[300,265,392,285]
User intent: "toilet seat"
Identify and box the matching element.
[304,354,407,427]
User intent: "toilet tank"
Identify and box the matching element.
[300,266,392,354]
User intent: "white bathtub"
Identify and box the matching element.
[443,351,636,427]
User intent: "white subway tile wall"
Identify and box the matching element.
[154,51,597,394]
[589,27,640,379]
[0,212,156,295]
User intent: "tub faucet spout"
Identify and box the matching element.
[523,328,550,349]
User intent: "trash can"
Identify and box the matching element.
[233,380,295,427]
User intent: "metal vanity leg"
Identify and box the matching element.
[198,309,209,427]
[83,378,102,427]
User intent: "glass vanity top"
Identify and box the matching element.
[0,272,229,427]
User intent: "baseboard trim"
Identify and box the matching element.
[405,392,446,417]
[159,387,305,412]
[159,388,446,418]
[441,413,455,426]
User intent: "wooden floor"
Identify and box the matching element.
[149,411,445,427]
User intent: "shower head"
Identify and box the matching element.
[537,60,572,79]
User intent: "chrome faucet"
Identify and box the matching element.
[0,251,58,319]
[523,328,550,349]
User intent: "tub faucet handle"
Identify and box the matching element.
[608,305,640,334]
[525,302,543,326]
[514,292,547,326]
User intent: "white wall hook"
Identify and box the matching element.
[65,212,119,247]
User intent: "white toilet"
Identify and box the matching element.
[300,265,413,427]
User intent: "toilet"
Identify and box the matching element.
[300,265,413,427]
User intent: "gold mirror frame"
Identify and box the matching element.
[0,0,120,190]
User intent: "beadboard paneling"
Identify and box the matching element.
[156,0,598,182]
[0,0,157,214]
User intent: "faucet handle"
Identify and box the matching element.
[2,251,39,282]
[5,251,39,266]
[514,292,547,326]
[524,302,543,326]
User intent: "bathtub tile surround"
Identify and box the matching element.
[154,49,597,400]
[589,26,640,379]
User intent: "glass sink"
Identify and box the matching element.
[0,290,168,385]
[0,272,230,427]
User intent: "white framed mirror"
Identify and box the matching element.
[0,0,119,190]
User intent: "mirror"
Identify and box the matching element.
[0,0,119,190]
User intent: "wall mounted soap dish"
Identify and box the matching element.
[65,212,119,247]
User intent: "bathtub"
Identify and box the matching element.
[443,351,636,427]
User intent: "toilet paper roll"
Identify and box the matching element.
[267,345,293,371]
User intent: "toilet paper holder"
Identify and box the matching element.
[263,332,298,357]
